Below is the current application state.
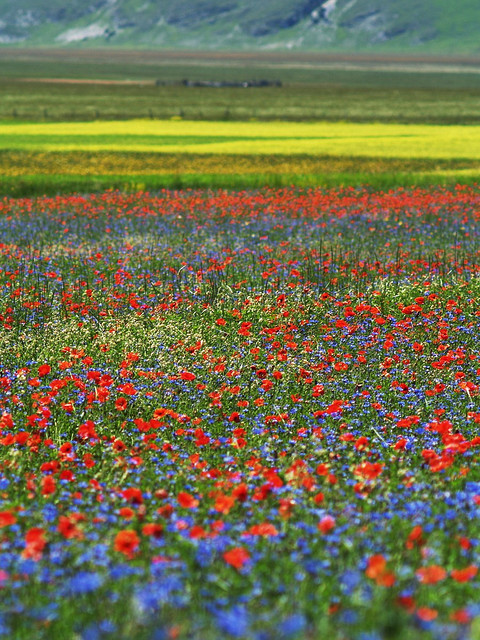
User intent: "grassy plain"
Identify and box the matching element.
[1,49,480,193]
[2,49,480,124]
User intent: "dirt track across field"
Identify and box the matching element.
[17,78,155,85]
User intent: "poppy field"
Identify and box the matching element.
[0,185,479,639]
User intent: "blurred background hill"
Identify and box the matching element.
[0,0,479,54]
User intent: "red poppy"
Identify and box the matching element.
[232,483,248,502]
[22,528,47,561]
[177,492,199,509]
[119,507,135,520]
[354,461,384,480]
[83,453,96,468]
[142,523,164,538]
[189,525,207,539]
[416,565,447,584]
[405,525,424,549]
[41,476,56,496]
[450,609,471,624]
[117,382,137,396]
[0,511,16,528]
[122,488,143,505]
[416,607,437,622]
[223,546,250,569]
[214,494,235,514]
[57,515,84,540]
[317,515,336,534]
[114,529,140,558]
[115,397,128,411]
[365,554,396,587]
[450,565,478,582]
[245,522,279,537]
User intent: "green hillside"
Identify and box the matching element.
[0,0,479,54]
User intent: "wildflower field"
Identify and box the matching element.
[3,119,480,197]
[0,185,479,639]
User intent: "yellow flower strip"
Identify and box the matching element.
[1,151,480,178]
[2,119,480,159]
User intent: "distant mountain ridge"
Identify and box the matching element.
[0,0,479,54]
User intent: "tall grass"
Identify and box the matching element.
[2,172,480,197]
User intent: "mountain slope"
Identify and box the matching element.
[0,0,479,54]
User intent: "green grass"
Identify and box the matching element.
[5,82,480,124]
[2,172,480,198]
[2,49,480,124]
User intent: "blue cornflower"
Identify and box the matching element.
[67,571,104,595]
[215,605,249,637]
[279,613,307,637]
[340,569,361,595]
[0,614,9,637]
[338,609,358,625]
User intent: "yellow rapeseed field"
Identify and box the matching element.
[2,119,480,159]
[5,151,476,178]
